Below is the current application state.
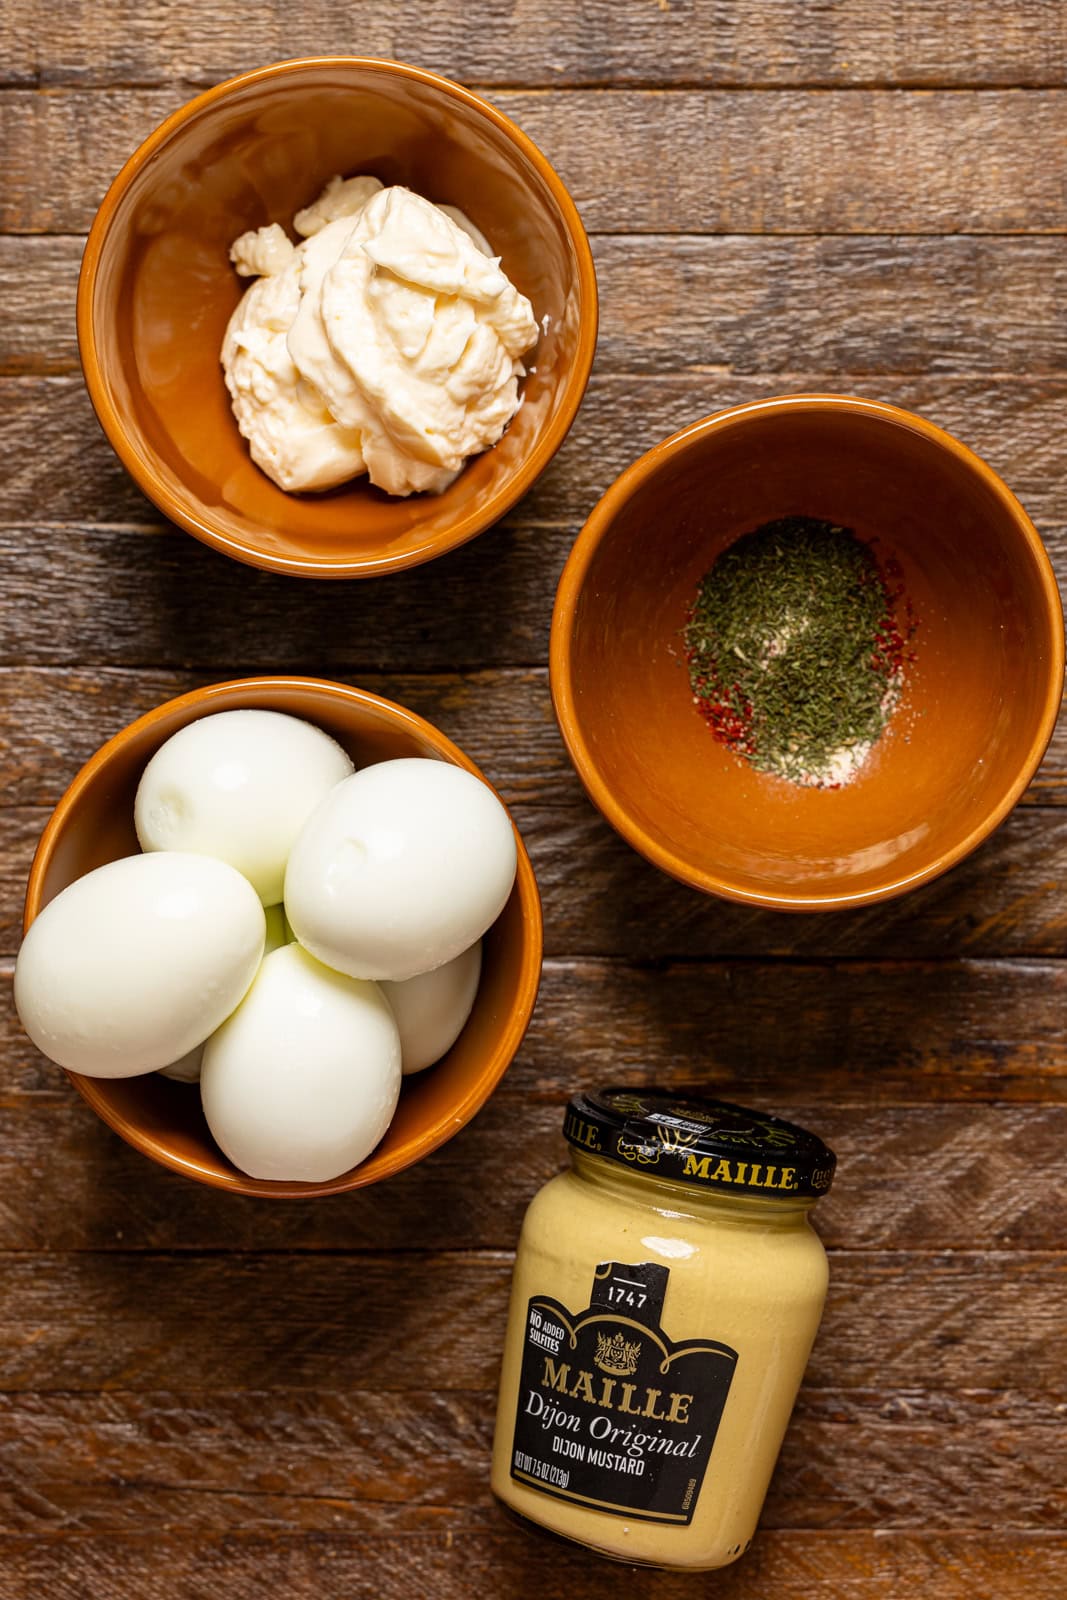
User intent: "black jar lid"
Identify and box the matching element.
[563,1087,836,1200]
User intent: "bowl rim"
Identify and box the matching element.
[76,54,599,579]
[549,392,1067,912]
[22,674,544,1196]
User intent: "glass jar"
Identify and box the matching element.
[491,1088,836,1571]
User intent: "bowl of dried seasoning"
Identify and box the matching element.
[550,395,1064,910]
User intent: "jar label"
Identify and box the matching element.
[509,1259,738,1524]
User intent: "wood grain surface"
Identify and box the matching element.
[2,4,1066,1598]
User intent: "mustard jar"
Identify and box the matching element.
[491,1088,836,1570]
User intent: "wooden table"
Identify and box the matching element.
[3,4,1066,1595]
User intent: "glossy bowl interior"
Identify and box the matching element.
[22,678,543,1195]
[551,395,1064,910]
[78,57,597,577]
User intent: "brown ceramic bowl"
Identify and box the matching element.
[77,57,597,578]
[22,677,543,1195]
[551,395,1064,910]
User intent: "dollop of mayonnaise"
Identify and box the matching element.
[222,176,538,497]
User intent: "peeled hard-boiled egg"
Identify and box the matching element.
[15,853,265,1078]
[200,942,401,1182]
[284,758,516,982]
[158,902,291,1084]
[157,1043,205,1085]
[135,709,354,906]
[383,940,482,1074]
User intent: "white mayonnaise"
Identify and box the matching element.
[222,176,538,496]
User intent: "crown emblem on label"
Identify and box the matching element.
[653,1122,702,1151]
[594,1330,641,1376]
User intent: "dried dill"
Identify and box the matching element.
[684,516,914,787]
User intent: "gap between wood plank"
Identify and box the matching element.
[6,228,1067,242]
[6,80,1067,94]
[0,1245,1055,1258]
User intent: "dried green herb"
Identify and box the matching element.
[684,515,913,787]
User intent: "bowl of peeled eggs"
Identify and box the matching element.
[77,56,597,577]
[551,394,1064,911]
[16,677,542,1196]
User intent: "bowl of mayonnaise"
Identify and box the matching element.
[78,57,598,578]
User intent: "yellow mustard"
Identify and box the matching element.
[491,1088,835,1570]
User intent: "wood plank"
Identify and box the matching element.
[0,1529,1063,1600]
[0,239,80,376]
[0,1251,1060,1395]
[3,950,1066,1237]
[7,951,1067,1110]
[0,1017,1062,1254]
[6,89,1067,236]
[0,1388,1060,1535]
[517,959,1067,1105]
[1,540,1067,792]
[4,664,1067,960]
[6,0,1067,90]
[525,375,1067,532]
[518,803,1067,960]
[7,797,1067,960]
[2,665,1066,816]
[13,233,1067,380]
[0,668,563,810]
[0,1389,498,1535]
[4,3,1065,1594]
[5,375,1065,533]
[3,540,1067,812]
[0,525,571,671]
